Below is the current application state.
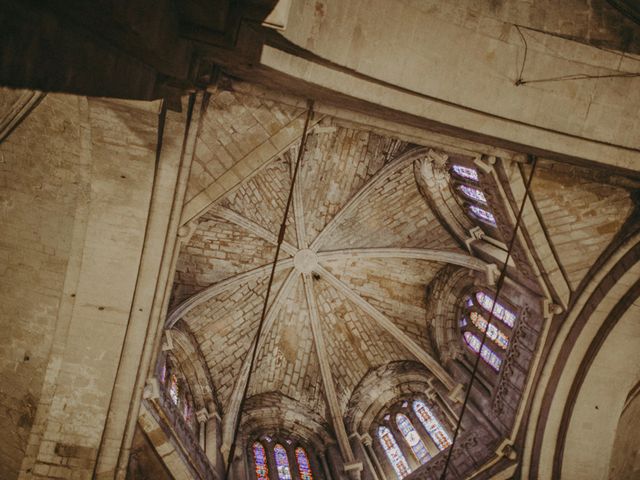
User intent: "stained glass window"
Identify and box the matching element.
[469,312,509,350]
[253,442,269,480]
[378,426,411,479]
[452,165,479,181]
[412,401,452,451]
[396,414,430,464]
[169,374,179,405]
[469,205,497,226]
[295,447,314,480]
[475,292,516,328]
[464,332,502,370]
[458,185,487,204]
[274,444,293,480]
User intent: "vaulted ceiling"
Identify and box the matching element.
[168,120,483,437]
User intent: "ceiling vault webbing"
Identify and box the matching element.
[223,100,315,480]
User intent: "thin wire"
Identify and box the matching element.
[515,25,528,86]
[514,24,640,86]
[223,100,314,479]
[439,156,538,480]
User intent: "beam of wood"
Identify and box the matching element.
[212,205,298,256]
[221,269,300,457]
[310,149,422,251]
[302,272,355,464]
[317,265,456,390]
[316,247,487,271]
[165,259,295,327]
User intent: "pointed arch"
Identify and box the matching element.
[412,400,452,451]
[295,447,314,480]
[395,413,430,464]
[378,426,411,479]
[274,443,293,480]
[253,442,269,480]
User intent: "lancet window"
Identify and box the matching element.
[450,163,497,227]
[159,354,197,431]
[459,290,517,372]
[375,398,453,479]
[378,426,412,479]
[250,436,317,480]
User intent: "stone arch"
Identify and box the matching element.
[414,149,475,245]
[239,393,333,452]
[525,234,640,479]
[163,322,219,415]
[345,361,451,436]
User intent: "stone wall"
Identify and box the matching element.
[0,91,91,479]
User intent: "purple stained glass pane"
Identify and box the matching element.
[458,184,487,204]
[452,165,479,181]
[396,414,431,464]
[469,205,497,226]
[378,426,412,479]
[464,332,502,370]
[412,400,452,451]
[253,442,269,480]
[274,444,293,480]
[295,447,314,480]
[475,292,517,328]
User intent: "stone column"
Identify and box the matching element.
[16,95,201,480]
[196,409,208,451]
[318,450,333,480]
[389,420,419,471]
[349,433,379,480]
[204,410,222,473]
[326,444,344,480]
[362,434,386,480]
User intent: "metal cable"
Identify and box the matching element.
[439,155,538,479]
[223,100,314,480]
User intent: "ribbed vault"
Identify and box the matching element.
[169,124,489,459]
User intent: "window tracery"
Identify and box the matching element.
[375,397,453,478]
[253,442,269,480]
[378,425,412,479]
[159,355,196,430]
[450,164,498,228]
[458,291,518,371]
[396,413,430,464]
[412,400,452,451]
[274,444,293,480]
[250,436,316,480]
[295,447,314,480]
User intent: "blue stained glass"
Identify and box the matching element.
[396,414,431,464]
[253,442,269,480]
[459,184,487,204]
[464,331,502,370]
[475,292,516,328]
[452,165,479,181]
[412,401,452,451]
[295,447,314,480]
[274,444,292,480]
[378,426,411,479]
[469,205,497,226]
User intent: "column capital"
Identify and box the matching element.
[142,377,160,400]
[196,408,209,423]
[344,461,363,480]
[360,433,373,447]
[448,383,465,404]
